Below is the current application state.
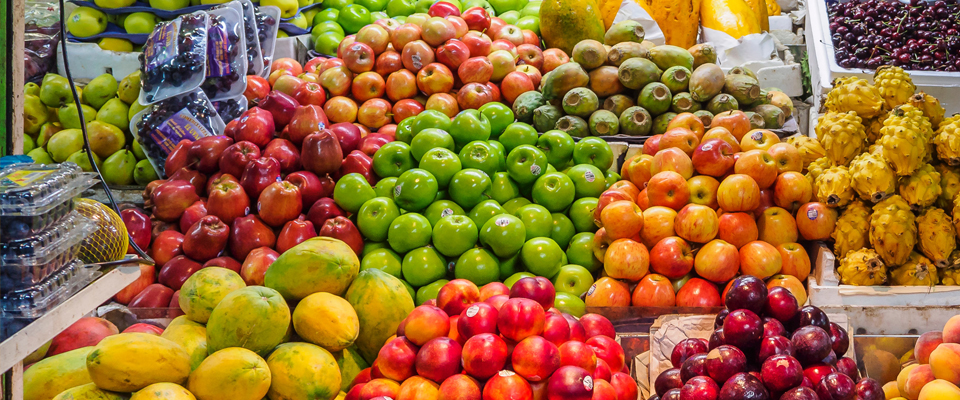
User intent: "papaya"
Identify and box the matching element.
[636,0,702,48]
[206,286,291,357]
[24,347,94,400]
[52,384,128,400]
[701,0,761,39]
[292,292,360,352]
[186,348,271,400]
[264,237,360,301]
[598,0,621,29]
[540,0,606,56]
[333,345,369,393]
[86,333,191,392]
[345,269,416,363]
[743,0,769,31]
[179,267,246,324]
[160,316,208,371]
[129,383,195,400]
[266,343,342,400]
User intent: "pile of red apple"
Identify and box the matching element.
[587,110,824,309]
[346,277,639,400]
[652,275,883,400]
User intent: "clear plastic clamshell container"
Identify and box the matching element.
[0,162,98,242]
[2,260,102,339]
[1,211,96,283]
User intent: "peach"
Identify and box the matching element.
[398,376,440,400]
[439,374,482,400]
[930,343,960,385]
[916,331,944,364]
[559,340,598,372]
[904,364,937,400]
[403,305,451,346]
[944,315,960,344]
[592,379,618,400]
[360,378,402,400]
[884,381,902,399]
[900,364,921,395]
[377,337,419,381]
[584,277,631,307]
[603,238,650,281]
[600,200,644,240]
[918,379,960,400]
[640,206,678,248]
[436,279,480,316]
[482,370,533,400]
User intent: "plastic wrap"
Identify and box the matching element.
[24,1,62,84]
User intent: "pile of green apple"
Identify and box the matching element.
[336,101,619,316]
[66,6,162,52]
[24,71,159,187]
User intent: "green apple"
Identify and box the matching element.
[313,8,340,24]
[554,292,586,317]
[499,122,538,155]
[414,0,438,12]
[46,128,84,162]
[288,12,309,29]
[566,232,601,272]
[551,264,594,297]
[423,200,466,226]
[58,104,97,129]
[499,253,520,278]
[448,168,492,210]
[536,131,573,170]
[502,197,531,215]
[262,0,300,18]
[363,241,391,256]
[372,141,415,178]
[357,0,388,11]
[411,128,455,161]
[566,164,606,199]
[432,215,479,257]
[479,213,526,258]
[531,172,575,213]
[416,279,449,305]
[385,0,415,15]
[573,137,615,171]
[412,109,452,137]
[66,7,108,38]
[315,31,345,56]
[334,173,377,213]
[124,12,159,34]
[388,213,433,253]
[605,170,620,188]
[298,0,314,7]
[489,172,520,205]
[549,213,576,249]
[24,82,40,96]
[96,98,130,131]
[568,197,598,233]
[394,168,439,212]
[488,0,523,14]
[498,10,520,24]
[324,0,354,9]
[101,150,136,185]
[419,147,462,189]
[520,237,563,279]
[505,144,548,185]
[459,140,501,178]
[357,197,401,242]
[487,140,507,170]
[521,0,540,17]
[374,177,398,198]
[479,102,515,139]
[28,148,54,164]
[450,109,492,150]
[401,246,447,287]
[515,16,539,35]
[454,248,500,286]
[504,272,535,288]
[133,159,159,185]
[467,200,503,228]
[514,204,552,240]
[361,248,403,278]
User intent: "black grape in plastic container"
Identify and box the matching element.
[138,11,209,105]
[212,95,248,123]
[201,2,248,101]
[239,0,264,76]
[0,162,97,242]
[254,5,280,78]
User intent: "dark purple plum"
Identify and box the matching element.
[723,310,764,350]
[760,355,803,393]
[719,372,770,400]
[763,317,787,338]
[793,306,830,331]
[764,287,799,323]
[724,276,768,315]
[829,322,849,356]
[655,368,684,396]
[706,345,747,384]
[681,353,709,382]
[672,338,710,367]
[709,329,726,350]
[815,372,856,400]
[779,386,819,400]
[791,326,833,365]
[758,336,794,362]
[855,377,884,400]
[680,376,720,400]
[662,388,682,400]
[834,357,860,381]
[715,309,731,329]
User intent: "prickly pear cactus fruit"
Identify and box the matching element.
[906,92,945,129]
[838,248,887,286]
[816,111,867,166]
[786,135,826,172]
[863,114,887,144]
[917,208,957,269]
[890,252,939,286]
[933,115,960,166]
[848,152,897,203]
[869,195,917,266]
[815,165,855,208]
[898,164,942,211]
[873,66,915,109]
[878,105,929,176]
[832,201,871,259]
[824,77,885,118]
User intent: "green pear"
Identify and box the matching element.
[86,121,126,159]
[47,106,59,123]
[123,12,158,34]
[58,103,98,129]
[117,71,141,105]
[102,150,137,185]
[23,94,49,135]
[28,148,54,164]
[47,129,85,162]
[128,99,149,121]
[24,82,40,96]
[39,74,73,108]
[94,0,136,8]
[148,0,190,10]
[23,134,37,154]
[66,150,103,172]
[83,74,119,110]
[134,159,160,185]
[132,140,146,160]
[96,98,130,132]
[66,7,108,38]
[37,122,63,148]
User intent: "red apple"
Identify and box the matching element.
[402,40,436,73]
[202,256,242,274]
[262,138,301,174]
[151,180,200,222]
[501,71,534,104]
[422,17,457,47]
[457,82,495,110]
[375,51,404,77]
[219,141,261,179]
[495,24,524,46]
[392,24,422,53]
[301,130,344,176]
[359,132,394,156]
[285,105,331,146]
[228,214,277,260]
[158,255,203,290]
[167,168,206,197]
[692,139,736,177]
[646,171,690,211]
[276,216,317,253]
[258,180,303,227]
[259,90,300,128]
[329,122,362,156]
[343,42,376,73]
[516,44,544,70]
[650,236,694,279]
[417,63,455,95]
[188,136,234,174]
[114,263,155,304]
[150,230,184,268]
[163,140,192,177]
[676,277,722,307]
[286,171,328,208]
[319,216,363,255]
[462,31,492,57]
[240,246,279,286]
[240,157,281,200]
[437,39,471,70]
[182,215,229,262]
[235,107,277,148]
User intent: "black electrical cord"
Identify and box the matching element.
[56,1,153,264]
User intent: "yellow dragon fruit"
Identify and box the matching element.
[906,92,945,129]
[898,164,942,211]
[832,200,871,258]
[877,105,929,176]
[816,111,867,166]
[806,156,832,194]
[890,252,939,286]
[936,164,960,209]
[786,135,826,172]
[955,197,960,237]
[917,208,956,269]
[873,66,915,109]
[933,114,960,166]
[869,195,917,266]
[848,152,897,203]
[815,165,855,208]
[863,114,887,144]
[940,265,960,285]
[837,248,887,286]
[825,77,885,118]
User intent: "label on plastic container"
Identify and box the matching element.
[1,170,54,187]
[149,108,213,159]
[206,22,232,77]
[144,22,178,73]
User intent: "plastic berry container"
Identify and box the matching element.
[138,11,209,105]
[212,95,248,123]
[2,260,102,339]
[255,5,281,77]
[0,211,96,281]
[201,3,248,101]
[0,163,97,242]
[239,0,265,77]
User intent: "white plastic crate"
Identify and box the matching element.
[57,42,141,82]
